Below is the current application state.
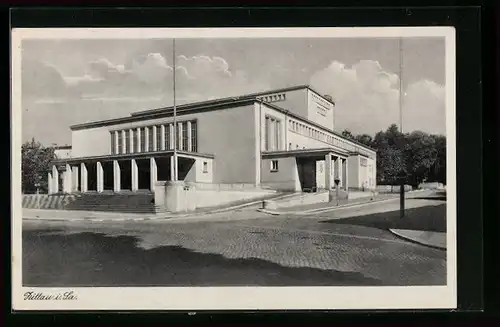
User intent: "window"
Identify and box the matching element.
[110,132,116,154]
[203,161,208,173]
[264,116,270,150]
[265,115,281,151]
[147,127,154,151]
[270,160,279,172]
[156,125,162,151]
[165,124,171,150]
[190,121,197,152]
[140,128,146,152]
[182,122,189,151]
[134,129,140,152]
[124,130,130,154]
[274,119,280,150]
[117,130,123,154]
[360,158,368,167]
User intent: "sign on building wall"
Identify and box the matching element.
[311,93,332,117]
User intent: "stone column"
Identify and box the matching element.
[63,164,72,193]
[152,125,157,152]
[144,127,149,152]
[177,122,183,150]
[170,155,176,181]
[129,129,134,153]
[96,161,104,192]
[187,121,192,152]
[52,166,59,193]
[121,130,127,154]
[48,171,54,194]
[169,123,174,150]
[150,157,158,191]
[160,125,166,151]
[131,159,138,191]
[71,165,79,192]
[113,160,121,192]
[136,127,141,152]
[114,131,119,154]
[342,158,348,190]
[337,158,343,188]
[80,163,88,192]
[325,153,332,190]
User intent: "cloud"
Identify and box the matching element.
[310,60,446,135]
[21,60,70,99]
[22,53,269,105]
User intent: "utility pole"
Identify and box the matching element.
[172,38,178,181]
[398,37,405,219]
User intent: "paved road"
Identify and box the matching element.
[22,198,446,287]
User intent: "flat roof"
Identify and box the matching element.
[262,147,350,159]
[51,150,215,165]
[70,84,334,131]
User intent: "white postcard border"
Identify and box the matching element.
[11,26,457,311]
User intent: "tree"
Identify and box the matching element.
[403,131,439,186]
[341,129,355,140]
[355,134,373,147]
[353,124,446,187]
[22,138,56,194]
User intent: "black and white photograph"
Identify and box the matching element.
[11,27,456,310]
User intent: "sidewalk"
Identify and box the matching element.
[257,189,432,216]
[258,193,398,216]
[389,229,446,250]
[22,196,268,222]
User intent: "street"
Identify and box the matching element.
[22,195,447,287]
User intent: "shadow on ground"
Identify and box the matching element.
[23,229,383,287]
[320,202,446,233]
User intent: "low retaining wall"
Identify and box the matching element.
[22,194,77,210]
[195,189,275,209]
[155,181,277,212]
[263,189,354,210]
[418,182,445,190]
[376,185,413,193]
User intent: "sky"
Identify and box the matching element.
[20,37,447,146]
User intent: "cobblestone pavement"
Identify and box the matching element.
[22,200,446,286]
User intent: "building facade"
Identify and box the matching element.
[48,85,377,194]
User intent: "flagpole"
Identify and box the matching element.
[399,37,405,218]
[173,38,178,181]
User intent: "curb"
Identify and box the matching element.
[389,228,447,250]
[257,197,399,216]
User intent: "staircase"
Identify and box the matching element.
[63,191,162,214]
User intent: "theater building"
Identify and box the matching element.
[48,85,377,196]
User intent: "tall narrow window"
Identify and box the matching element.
[165,124,171,150]
[147,127,154,151]
[156,125,162,151]
[140,128,146,152]
[117,130,123,154]
[182,122,189,151]
[110,132,116,154]
[133,129,139,153]
[274,119,280,150]
[124,130,130,154]
[264,116,270,151]
[191,121,197,152]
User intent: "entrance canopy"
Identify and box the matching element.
[51,149,215,166]
[261,147,349,160]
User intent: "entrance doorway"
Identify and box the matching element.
[296,158,317,192]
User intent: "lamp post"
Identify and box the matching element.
[398,37,406,219]
[35,175,42,209]
[172,38,178,181]
[334,178,340,206]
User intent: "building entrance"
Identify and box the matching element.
[297,158,317,192]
